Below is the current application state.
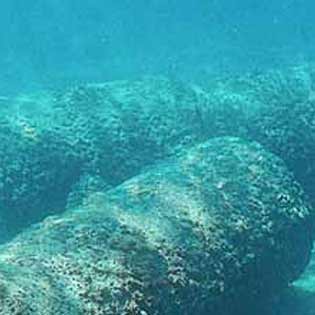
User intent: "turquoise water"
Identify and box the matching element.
[0,2,315,315]
[1,1,315,94]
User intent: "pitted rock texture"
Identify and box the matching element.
[0,78,205,241]
[0,137,313,315]
[2,65,315,242]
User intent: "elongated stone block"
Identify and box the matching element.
[0,78,205,241]
[2,65,315,243]
[0,137,313,315]
[200,65,315,201]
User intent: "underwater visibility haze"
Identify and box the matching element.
[0,1,315,314]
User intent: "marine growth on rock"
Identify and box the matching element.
[0,137,313,315]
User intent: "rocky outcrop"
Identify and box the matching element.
[2,65,315,243]
[0,78,205,240]
[200,65,315,202]
[0,137,313,315]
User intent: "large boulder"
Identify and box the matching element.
[0,137,313,315]
[2,65,315,243]
[0,78,205,241]
[0,106,85,242]
[199,64,315,202]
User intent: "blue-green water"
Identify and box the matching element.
[1,1,315,94]
[0,1,315,315]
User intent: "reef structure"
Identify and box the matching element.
[0,137,313,315]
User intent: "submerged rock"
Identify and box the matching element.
[0,113,85,241]
[2,65,315,243]
[0,78,205,241]
[200,64,315,202]
[0,137,313,315]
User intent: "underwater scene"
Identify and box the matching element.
[0,1,315,314]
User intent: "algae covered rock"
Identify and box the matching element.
[0,137,313,315]
[0,113,85,242]
[200,64,315,202]
[233,65,315,203]
[249,97,315,203]
[50,77,205,185]
[0,78,205,241]
[2,65,315,245]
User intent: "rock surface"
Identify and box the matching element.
[2,65,315,242]
[0,78,205,240]
[201,64,315,202]
[0,137,313,315]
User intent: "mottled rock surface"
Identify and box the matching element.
[0,78,205,240]
[201,64,315,202]
[0,137,313,315]
[2,65,315,243]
